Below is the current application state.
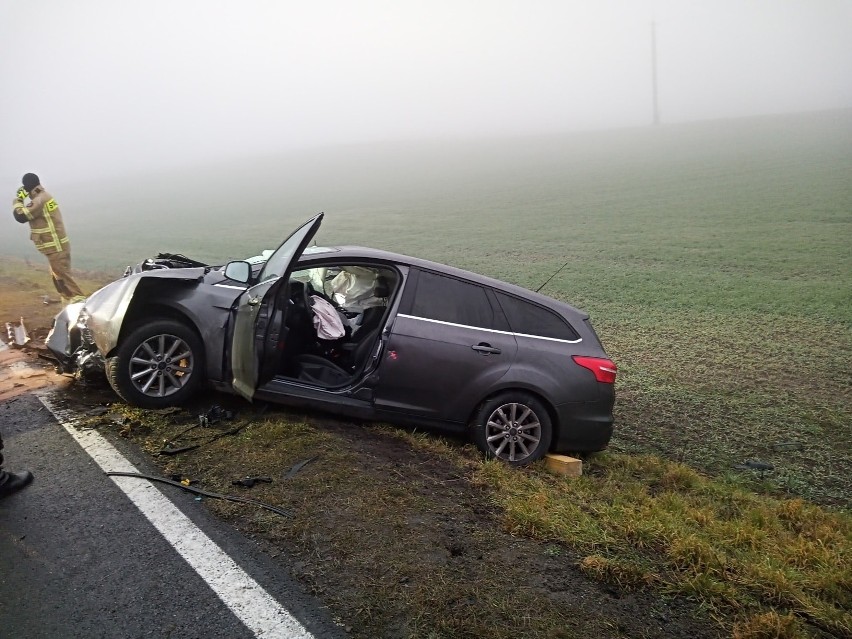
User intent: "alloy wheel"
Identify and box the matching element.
[484,402,542,463]
[127,333,194,398]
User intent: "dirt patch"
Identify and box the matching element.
[0,342,72,402]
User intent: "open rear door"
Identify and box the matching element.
[231,213,324,400]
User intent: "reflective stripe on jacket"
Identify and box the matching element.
[13,188,69,255]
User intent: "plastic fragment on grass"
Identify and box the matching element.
[159,444,200,456]
[6,317,30,346]
[733,459,775,478]
[198,404,235,428]
[772,441,802,451]
[232,476,273,488]
[284,456,319,480]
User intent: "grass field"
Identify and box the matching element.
[2,108,850,636]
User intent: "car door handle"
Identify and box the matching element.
[471,343,501,355]
[248,297,260,306]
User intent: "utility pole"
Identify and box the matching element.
[651,20,660,125]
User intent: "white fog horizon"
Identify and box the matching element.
[2,0,851,186]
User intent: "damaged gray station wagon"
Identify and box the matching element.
[47,214,616,465]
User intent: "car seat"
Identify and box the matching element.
[350,275,389,338]
[293,275,391,386]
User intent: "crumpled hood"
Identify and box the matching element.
[79,268,207,356]
[45,301,86,361]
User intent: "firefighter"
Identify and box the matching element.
[12,173,85,304]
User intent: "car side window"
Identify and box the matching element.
[410,270,496,329]
[495,292,580,341]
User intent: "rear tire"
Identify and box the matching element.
[107,319,204,408]
[472,392,552,466]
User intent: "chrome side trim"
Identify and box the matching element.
[213,283,249,290]
[396,313,582,344]
[512,330,583,345]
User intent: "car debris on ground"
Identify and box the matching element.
[283,456,318,480]
[105,471,291,518]
[5,317,29,346]
[733,459,775,478]
[232,476,273,488]
[158,404,252,456]
[198,404,235,427]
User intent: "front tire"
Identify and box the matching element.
[107,319,204,408]
[472,392,552,466]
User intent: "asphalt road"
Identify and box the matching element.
[0,392,345,639]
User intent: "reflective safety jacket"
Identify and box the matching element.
[12,186,69,255]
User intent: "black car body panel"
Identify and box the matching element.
[374,313,518,419]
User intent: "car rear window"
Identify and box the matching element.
[410,270,496,329]
[495,292,579,341]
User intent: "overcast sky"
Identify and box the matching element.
[2,0,851,185]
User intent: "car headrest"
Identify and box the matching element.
[374,275,390,298]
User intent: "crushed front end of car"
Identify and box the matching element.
[45,253,211,379]
[45,279,137,380]
[45,301,94,376]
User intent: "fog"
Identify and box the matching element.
[1,0,851,185]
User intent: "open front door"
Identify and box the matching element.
[231,213,324,400]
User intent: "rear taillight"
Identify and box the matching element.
[572,356,617,384]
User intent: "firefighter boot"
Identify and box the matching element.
[0,469,33,499]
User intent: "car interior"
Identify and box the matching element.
[277,265,398,387]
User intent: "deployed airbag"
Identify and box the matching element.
[331,267,384,312]
[310,295,345,340]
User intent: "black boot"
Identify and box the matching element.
[0,470,33,499]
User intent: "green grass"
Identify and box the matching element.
[474,454,852,638]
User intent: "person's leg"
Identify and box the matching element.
[0,431,33,499]
[46,249,85,303]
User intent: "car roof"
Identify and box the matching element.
[296,245,588,319]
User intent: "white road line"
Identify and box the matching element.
[37,393,313,639]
